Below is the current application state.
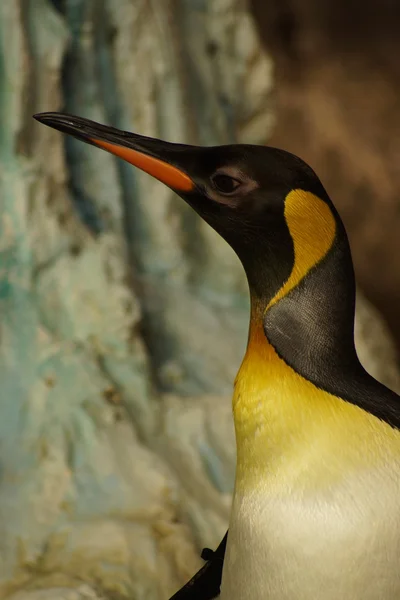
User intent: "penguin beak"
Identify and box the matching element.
[33,112,195,193]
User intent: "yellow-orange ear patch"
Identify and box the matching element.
[267,189,336,310]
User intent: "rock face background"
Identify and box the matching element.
[0,1,398,599]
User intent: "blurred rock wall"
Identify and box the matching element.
[0,1,398,599]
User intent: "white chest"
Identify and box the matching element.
[220,470,400,600]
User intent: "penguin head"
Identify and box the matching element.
[33,113,343,303]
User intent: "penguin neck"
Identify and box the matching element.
[263,225,360,379]
[233,231,363,484]
[238,189,361,384]
[241,211,360,375]
[231,191,400,493]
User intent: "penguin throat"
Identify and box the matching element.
[232,311,396,494]
[232,191,362,489]
[232,309,314,488]
[232,294,360,493]
[239,188,357,372]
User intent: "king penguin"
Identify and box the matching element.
[34,112,400,600]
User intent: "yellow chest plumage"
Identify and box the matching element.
[233,320,400,494]
[225,325,400,600]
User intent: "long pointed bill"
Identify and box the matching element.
[33,112,195,192]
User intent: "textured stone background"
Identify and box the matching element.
[0,1,398,599]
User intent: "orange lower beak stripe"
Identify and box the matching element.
[92,138,194,192]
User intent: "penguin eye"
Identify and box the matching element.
[211,173,241,195]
